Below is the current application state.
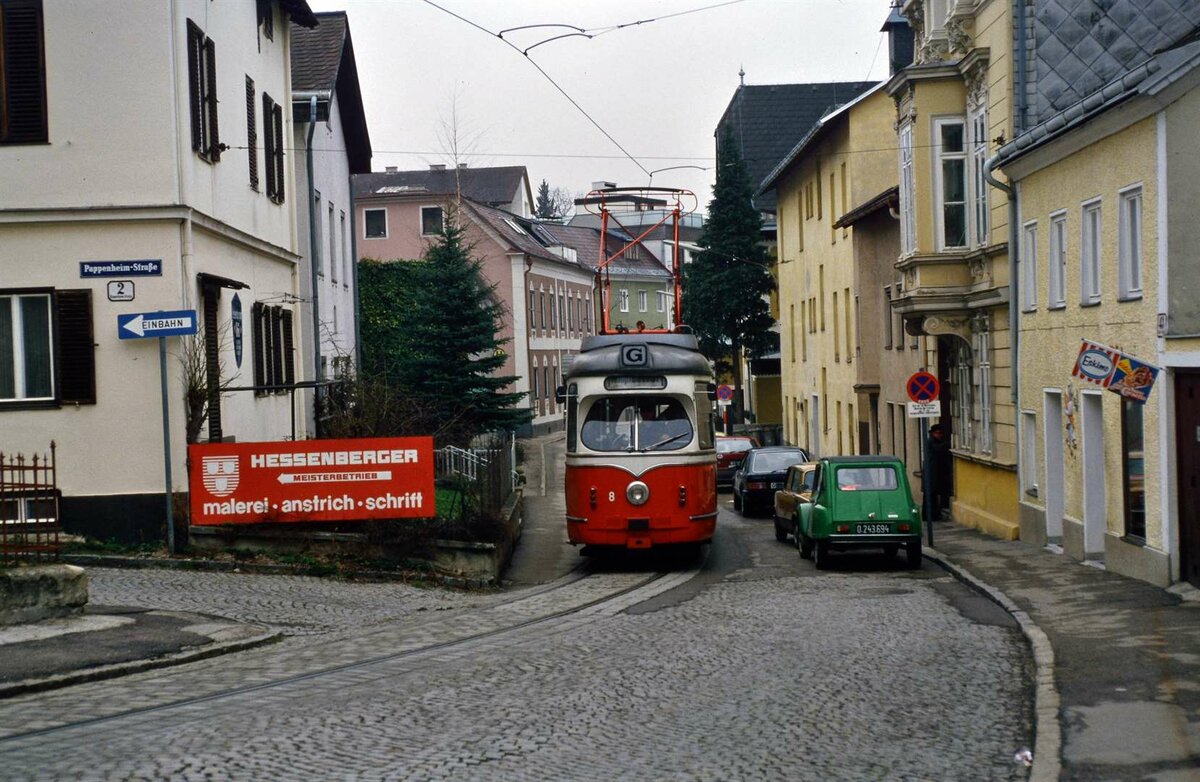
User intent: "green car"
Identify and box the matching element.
[793,455,922,570]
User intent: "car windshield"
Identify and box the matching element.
[747,450,807,472]
[580,395,693,452]
[834,466,899,491]
[716,439,754,454]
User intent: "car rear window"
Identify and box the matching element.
[748,450,808,472]
[835,466,899,491]
[716,439,754,454]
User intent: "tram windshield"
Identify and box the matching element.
[580,395,693,452]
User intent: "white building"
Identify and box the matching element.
[0,0,319,540]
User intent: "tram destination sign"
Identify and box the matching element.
[80,259,162,277]
[189,437,435,525]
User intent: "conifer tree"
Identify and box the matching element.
[682,126,776,425]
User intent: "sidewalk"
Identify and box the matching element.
[927,523,1200,782]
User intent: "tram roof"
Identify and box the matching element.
[566,333,711,379]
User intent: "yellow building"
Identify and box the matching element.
[994,25,1200,587]
[885,0,1018,537]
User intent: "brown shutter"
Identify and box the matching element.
[1,0,48,144]
[262,94,275,198]
[204,37,219,161]
[202,286,221,441]
[269,306,283,388]
[55,289,95,404]
[252,301,265,394]
[281,309,294,387]
[245,76,257,189]
[186,20,202,153]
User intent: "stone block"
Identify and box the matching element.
[0,564,89,625]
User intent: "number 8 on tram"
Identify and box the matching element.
[559,332,718,552]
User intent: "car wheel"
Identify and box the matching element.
[906,540,922,569]
[882,544,899,559]
[798,527,813,560]
[774,517,788,542]
[813,539,830,570]
[732,490,742,511]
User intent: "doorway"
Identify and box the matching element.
[1080,392,1106,557]
[1175,371,1200,587]
[1044,391,1065,540]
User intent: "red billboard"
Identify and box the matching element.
[188,437,435,526]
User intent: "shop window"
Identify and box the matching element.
[1122,399,1145,540]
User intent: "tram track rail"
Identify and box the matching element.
[0,565,699,747]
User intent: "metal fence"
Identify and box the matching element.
[0,442,61,566]
[435,433,519,518]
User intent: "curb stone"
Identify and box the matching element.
[924,546,1062,782]
[0,629,282,700]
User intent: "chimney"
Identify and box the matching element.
[881,3,913,75]
[458,163,468,169]
[592,180,616,191]
[430,164,446,172]
[385,166,398,173]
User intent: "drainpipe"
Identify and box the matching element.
[984,154,1018,407]
[299,92,326,433]
[349,173,362,372]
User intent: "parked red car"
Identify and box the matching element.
[715,435,759,489]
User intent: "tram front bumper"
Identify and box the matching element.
[567,512,716,548]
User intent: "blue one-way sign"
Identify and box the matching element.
[118,310,198,340]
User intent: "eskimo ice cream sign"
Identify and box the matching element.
[1071,339,1160,403]
[189,437,434,525]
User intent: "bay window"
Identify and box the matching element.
[934,118,968,250]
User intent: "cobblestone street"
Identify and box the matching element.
[0,494,1034,781]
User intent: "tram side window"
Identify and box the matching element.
[580,395,692,452]
[694,385,715,449]
[565,383,578,452]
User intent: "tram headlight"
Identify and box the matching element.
[626,481,650,506]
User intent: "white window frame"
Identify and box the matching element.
[969,106,989,247]
[0,292,55,402]
[656,290,667,312]
[420,205,445,237]
[899,122,916,255]
[638,290,648,312]
[1049,211,1067,309]
[977,328,993,454]
[1118,185,1143,301]
[933,117,969,251]
[1081,198,1102,305]
[328,201,337,284]
[618,289,629,313]
[1021,220,1038,312]
[314,191,324,278]
[364,208,387,239]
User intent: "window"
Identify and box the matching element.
[1,289,94,406]
[970,106,989,246]
[257,0,274,40]
[1118,186,1143,300]
[934,118,968,249]
[789,304,796,363]
[1049,212,1066,308]
[656,290,667,312]
[0,0,47,144]
[329,202,337,283]
[883,287,893,348]
[340,211,348,286]
[638,290,648,312]
[245,76,257,189]
[833,290,840,361]
[1122,398,1145,540]
[819,265,825,331]
[844,287,852,362]
[187,20,220,162]
[618,289,629,313]
[251,302,294,396]
[262,93,284,203]
[364,208,387,239]
[1022,221,1038,312]
[539,289,546,331]
[421,206,444,236]
[551,290,557,330]
[899,123,916,254]
[1021,411,1038,496]
[580,396,693,452]
[313,192,323,278]
[528,287,536,333]
[1081,200,1102,305]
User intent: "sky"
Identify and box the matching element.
[305,0,895,213]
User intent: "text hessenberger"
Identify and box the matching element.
[250,449,420,469]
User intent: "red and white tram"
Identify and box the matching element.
[559,188,717,552]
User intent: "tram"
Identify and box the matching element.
[559,187,718,552]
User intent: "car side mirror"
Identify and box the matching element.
[554,385,567,404]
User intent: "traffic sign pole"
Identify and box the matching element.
[159,336,175,554]
[922,416,933,547]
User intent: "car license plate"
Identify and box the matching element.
[856,523,890,534]
[770,482,782,489]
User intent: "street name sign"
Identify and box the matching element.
[80,259,162,277]
[118,310,198,340]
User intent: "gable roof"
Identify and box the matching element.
[290,12,372,174]
[354,166,530,208]
[715,81,878,212]
[535,223,671,279]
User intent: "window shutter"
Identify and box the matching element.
[202,287,222,441]
[186,20,203,153]
[55,289,95,404]
[1,0,48,144]
[272,102,285,201]
[204,37,219,161]
[252,302,265,393]
[245,76,257,189]
[281,309,294,386]
[262,94,275,199]
[269,306,283,389]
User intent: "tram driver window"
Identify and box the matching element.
[580,395,692,452]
